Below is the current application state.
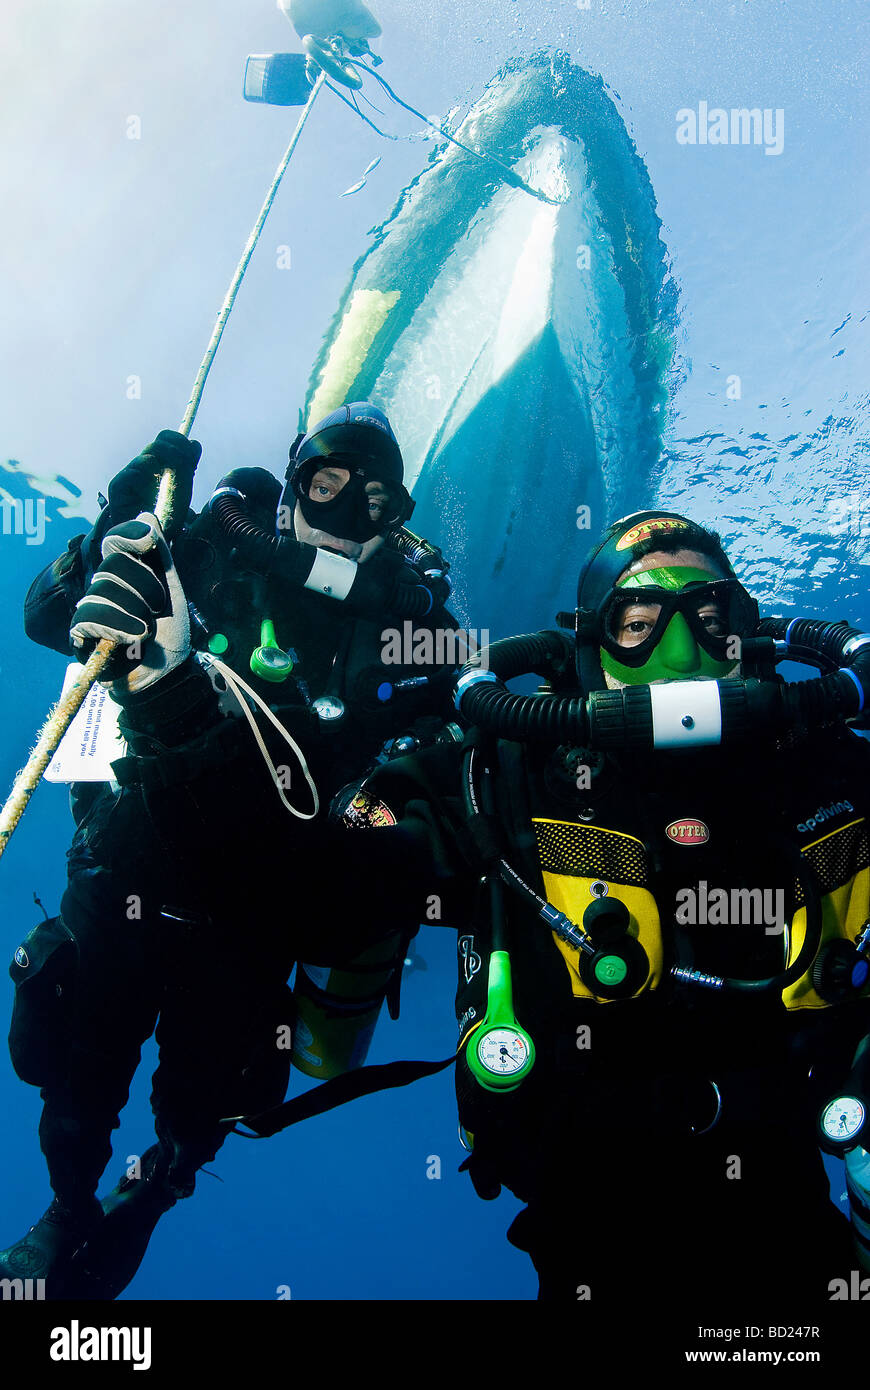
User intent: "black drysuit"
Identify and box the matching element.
[348,680,870,1313]
[12,481,457,1206]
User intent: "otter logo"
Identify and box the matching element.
[797,800,854,834]
[615,517,689,551]
[458,936,481,983]
[666,819,710,845]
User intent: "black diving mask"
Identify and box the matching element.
[290,454,412,543]
[596,577,759,669]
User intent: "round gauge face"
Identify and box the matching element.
[477,1027,530,1076]
[260,648,293,672]
[312,696,345,722]
[821,1096,865,1143]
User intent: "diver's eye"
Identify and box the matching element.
[614,609,659,646]
[308,467,349,502]
[366,486,390,520]
[698,606,726,636]
[608,599,662,648]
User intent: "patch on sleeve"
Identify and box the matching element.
[342,789,398,829]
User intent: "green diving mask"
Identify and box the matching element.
[598,567,759,686]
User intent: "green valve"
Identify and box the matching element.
[250,618,294,683]
[208,632,229,655]
[594,954,628,986]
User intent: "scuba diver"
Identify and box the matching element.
[1,401,463,1299]
[331,509,870,1309]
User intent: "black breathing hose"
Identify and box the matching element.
[210,490,310,578]
[714,836,823,995]
[455,628,869,748]
[758,615,868,665]
[455,631,588,740]
[209,490,441,618]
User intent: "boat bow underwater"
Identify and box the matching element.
[304,50,678,634]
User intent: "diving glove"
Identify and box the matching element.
[70,512,191,697]
[84,431,201,568]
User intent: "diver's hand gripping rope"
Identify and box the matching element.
[0,78,328,863]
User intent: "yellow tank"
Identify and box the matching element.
[291,931,404,1078]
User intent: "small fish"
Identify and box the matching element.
[340,156,382,197]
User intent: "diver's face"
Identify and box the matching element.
[602,548,739,690]
[293,466,389,561]
[610,549,728,651]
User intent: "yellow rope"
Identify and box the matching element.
[0,71,327,863]
[0,468,179,860]
[0,638,115,851]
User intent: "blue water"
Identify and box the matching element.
[0,0,867,1301]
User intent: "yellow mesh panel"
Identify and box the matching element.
[793,820,870,904]
[533,819,649,884]
[533,819,661,1003]
[533,817,870,1010]
[783,865,870,1010]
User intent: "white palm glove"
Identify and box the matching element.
[70,512,191,698]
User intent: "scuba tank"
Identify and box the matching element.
[291,932,406,1078]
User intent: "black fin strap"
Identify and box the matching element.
[233,1055,457,1137]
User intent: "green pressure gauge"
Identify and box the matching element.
[475,1026,533,1081]
[250,619,295,683]
[818,1095,867,1154]
[467,951,535,1093]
